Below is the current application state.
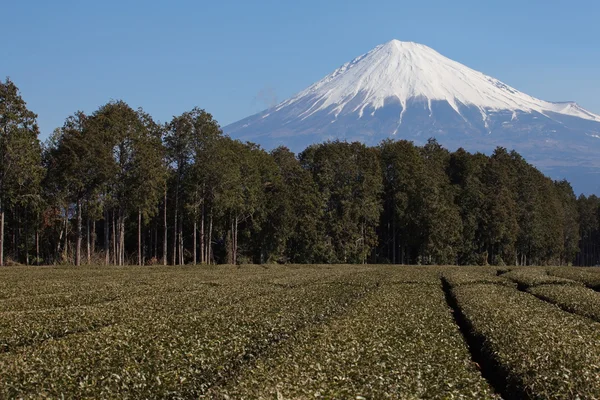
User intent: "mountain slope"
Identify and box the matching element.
[225,40,600,194]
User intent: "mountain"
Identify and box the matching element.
[225,40,600,194]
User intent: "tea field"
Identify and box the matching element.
[0,264,599,399]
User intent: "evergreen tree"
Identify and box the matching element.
[481,148,519,265]
[0,78,44,266]
[130,110,166,266]
[417,139,462,264]
[448,148,487,264]
[554,180,580,265]
[268,147,322,263]
[577,194,600,266]
[379,139,423,264]
[301,141,382,263]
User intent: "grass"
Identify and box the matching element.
[0,264,599,398]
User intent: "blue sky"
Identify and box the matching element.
[2,0,599,140]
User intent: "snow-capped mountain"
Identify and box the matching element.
[225,40,600,194]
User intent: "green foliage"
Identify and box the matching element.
[1,265,600,397]
[301,141,383,263]
[0,78,44,208]
[265,147,322,263]
[452,283,600,399]
[548,266,600,290]
[442,267,517,288]
[0,265,384,398]
[0,78,44,266]
[501,268,583,288]
[210,277,498,399]
[528,283,600,323]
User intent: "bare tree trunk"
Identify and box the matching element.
[115,212,120,266]
[63,205,69,263]
[75,199,82,266]
[193,217,197,266]
[401,245,405,265]
[173,198,178,266]
[104,210,110,265]
[179,227,184,265]
[24,209,29,266]
[392,217,396,264]
[15,206,20,262]
[57,219,64,261]
[233,215,238,265]
[154,219,158,260]
[229,219,234,264]
[208,212,213,265]
[362,220,366,264]
[86,217,91,264]
[112,211,117,265]
[163,188,167,266]
[92,220,96,256]
[120,215,125,266]
[0,201,4,267]
[138,209,142,266]
[200,203,205,264]
[35,227,39,265]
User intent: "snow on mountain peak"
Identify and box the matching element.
[274,40,600,124]
[225,40,600,195]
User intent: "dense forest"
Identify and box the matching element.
[1,78,599,267]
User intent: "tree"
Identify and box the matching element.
[0,78,44,266]
[379,139,422,264]
[416,139,462,264]
[45,112,114,265]
[480,148,519,265]
[129,110,166,266]
[577,195,600,266]
[266,147,322,263]
[87,100,155,265]
[301,141,382,263]
[166,108,224,265]
[183,109,223,265]
[447,148,488,265]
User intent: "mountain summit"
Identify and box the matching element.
[225,40,600,194]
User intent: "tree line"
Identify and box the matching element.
[1,77,599,267]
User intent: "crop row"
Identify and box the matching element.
[527,284,600,323]
[450,283,600,399]
[0,266,366,353]
[0,271,382,398]
[500,268,581,289]
[206,281,499,399]
[548,267,600,291]
[441,267,516,288]
[0,281,267,352]
[0,264,355,301]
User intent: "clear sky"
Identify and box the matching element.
[2,0,599,140]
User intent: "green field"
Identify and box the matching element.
[1,265,599,399]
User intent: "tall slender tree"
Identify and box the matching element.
[129,110,166,266]
[0,78,44,266]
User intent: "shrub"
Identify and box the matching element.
[528,284,600,323]
[452,283,600,399]
[548,267,600,291]
[207,282,498,399]
[501,268,581,288]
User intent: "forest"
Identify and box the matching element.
[1,77,599,267]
